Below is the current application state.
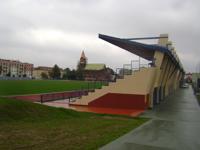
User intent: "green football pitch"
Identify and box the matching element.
[0,80,104,96]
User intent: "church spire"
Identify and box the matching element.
[80,51,86,59]
[78,50,87,70]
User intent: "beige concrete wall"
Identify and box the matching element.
[173,70,180,90]
[153,51,164,87]
[161,58,171,88]
[111,67,156,94]
[148,34,182,106]
[164,65,172,96]
[165,61,180,96]
[158,34,168,46]
[70,67,156,106]
[158,56,168,87]
[147,34,169,107]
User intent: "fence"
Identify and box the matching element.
[40,90,89,103]
[0,76,33,80]
[40,81,109,103]
[115,58,150,79]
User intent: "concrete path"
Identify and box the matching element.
[39,99,144,117]
[100,87,200,150]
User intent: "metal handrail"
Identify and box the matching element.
[115,57,151,79]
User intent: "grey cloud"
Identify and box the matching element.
[0,0,199,72]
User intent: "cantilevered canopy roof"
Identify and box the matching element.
[99,34,184,72]
[99,34,168,61]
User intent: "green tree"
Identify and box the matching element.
[76,61,85,80]
[41,72,48,79]
[50,64,61,79]
[62,68,71,79]
[68,69,77,80]
[77,61,86,71]
[76,69,84,80]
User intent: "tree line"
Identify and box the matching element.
[41,64,84,80]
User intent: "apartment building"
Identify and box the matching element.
[0,59,33,78]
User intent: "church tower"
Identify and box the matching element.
[78,51,87,70]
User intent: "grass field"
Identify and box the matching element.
[0,97,148,150]
[0,80,104,96]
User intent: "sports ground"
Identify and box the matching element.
[0,80,103,96]
[0,80,148,150]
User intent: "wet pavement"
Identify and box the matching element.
[100,86,200,150]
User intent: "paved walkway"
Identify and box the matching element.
[100,87,200,150]
[39,99,144,117]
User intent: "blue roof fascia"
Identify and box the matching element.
[140,43,184,72]
[99,34,154,53]
[135,43,185,73]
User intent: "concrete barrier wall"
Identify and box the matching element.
[88,93,148,109]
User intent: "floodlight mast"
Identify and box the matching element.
[123,36,168,41]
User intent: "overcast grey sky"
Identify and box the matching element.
[0,0,199,72]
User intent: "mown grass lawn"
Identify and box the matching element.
[0,97,148,150]
[0,80,104,96]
